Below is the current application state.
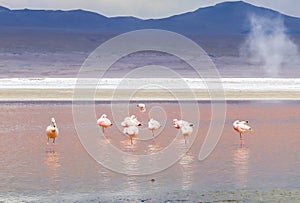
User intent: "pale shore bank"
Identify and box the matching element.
[88,189,300,203]
[101,189,300,203]
[3,189,299,202]
[0,78,299,101]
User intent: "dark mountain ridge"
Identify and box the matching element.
[0,1,299,34]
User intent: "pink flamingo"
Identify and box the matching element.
[233,120,252,147]
[46,117,59,144]
[97,114,113,133]
[172,119,193,129]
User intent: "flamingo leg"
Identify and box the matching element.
[184,136,187,145]
[239,133,244,148]
[130,137,133,145]
[53,138,55,144]
[152,130,156,143]
[102,127,105,133]
[47,137,49,145]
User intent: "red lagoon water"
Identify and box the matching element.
[0,101,299,201]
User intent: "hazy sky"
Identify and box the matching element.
[0,0,299,19]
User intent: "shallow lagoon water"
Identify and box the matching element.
[0,101,299,202]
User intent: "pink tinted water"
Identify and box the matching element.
[0,101,299,200]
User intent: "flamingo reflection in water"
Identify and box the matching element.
[232,147,250,188]
[45,151,61,182]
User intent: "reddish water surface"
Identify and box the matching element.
[0,101,299,201]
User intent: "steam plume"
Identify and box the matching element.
[241,15,299,77]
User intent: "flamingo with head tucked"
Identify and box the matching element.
[121,115,142,127]
[148,118,161,137]
[123,125,139,145]
[172,119,193,129]
[97,114,113,133]
[137,103,146,112]
[121,115,142,145]
[233,120,252,147]
[46,117,59,144]
[180,125,193,144]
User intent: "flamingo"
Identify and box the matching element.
[121,115,142,127]
[180,125,193,144]
[233,120,252,147]
[172,118,193,144]
[137,103,146,112]
[46,117,59,144]
[97,114,113,133]
[148,118,161,137]
[123,125,139,145]
[121,115,142,145]
[172,119,193,129]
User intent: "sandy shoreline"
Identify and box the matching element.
[93,189,300,203]
[2,189,299,202]
[105,189,300,203]
[0,78,299,101]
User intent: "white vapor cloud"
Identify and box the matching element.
[240,15,299,77]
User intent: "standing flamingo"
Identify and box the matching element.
[180,125,193,144]
[123,125,139,145]
[137,103,146,112]
[148,118,161,137]
[46,117,59,144]
[121,115,142,145]
[97,114,113,133]
[233,120,252,147]
[172,118,193,144]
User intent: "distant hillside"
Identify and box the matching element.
[0,1,300,34]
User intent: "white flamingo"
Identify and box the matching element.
[97,114,113,133]
[148,118,161,137]
[123,125,139,145]
[172,119,193,129]
[233,120,252,147]
[172,118,194,144]
[46,117,59,144]
[137,103,146,112]
[180,125,193,144]
[121,115,142,127]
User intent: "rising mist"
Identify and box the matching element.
[240,15,299,77]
